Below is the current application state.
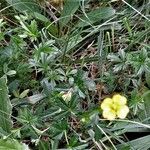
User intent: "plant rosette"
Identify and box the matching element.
[101,94,129,120]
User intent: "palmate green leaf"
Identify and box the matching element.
[33,13,59,35]
[5,0,40,13]
[0,77,12,133]
[116,135,150,150]
[76,7,116,27]
[0,139,29,150]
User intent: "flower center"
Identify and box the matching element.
[111,103,120,111]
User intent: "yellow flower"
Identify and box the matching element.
[100,94,129,120]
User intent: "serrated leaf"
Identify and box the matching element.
[0,77,12,133]
[69,69,77,75]
[107,54,122,62]
[113,63,124,72]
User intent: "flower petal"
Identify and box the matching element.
[101,98,113,110]
[117,105,129,119]
[103,109,116,120]
[112,94,127,105]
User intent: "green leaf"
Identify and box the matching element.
[33,12,59,35]
[33,12,49,22]
[141,90,150,121]
[76,7,115,27]
[145,72,150,88]
[85,79,96,91]
[111,122,149,133]
[116,135,150,150]
[19,89,29,99]
[5,0,40,13]
[27,94,46,105]
[6,70,16,76]
[59,0,80,28]
[0,77,12,133]
[0,139,29,150]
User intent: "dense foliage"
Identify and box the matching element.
[0,0,150,149]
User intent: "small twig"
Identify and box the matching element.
[47,4,58,21]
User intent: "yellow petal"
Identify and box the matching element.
[103,109,116,120]
[101,98,113,110]
[112,94,127,105]
[117,105,129,119]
